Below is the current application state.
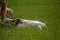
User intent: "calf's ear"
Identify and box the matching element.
[15,19,22,24]
[11,20,16,22]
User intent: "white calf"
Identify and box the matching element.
[17,19,47,29]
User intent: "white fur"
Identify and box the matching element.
[4,18,13,21]
[17,19,47,29]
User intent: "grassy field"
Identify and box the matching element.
[0,0,60,40]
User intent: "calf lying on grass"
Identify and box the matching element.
[3,18,47,29]
[17,19,47,29]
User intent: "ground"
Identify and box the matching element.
[0,0,60,40]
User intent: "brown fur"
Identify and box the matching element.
[0,7,14,19]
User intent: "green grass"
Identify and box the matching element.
[0,0,60,40]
